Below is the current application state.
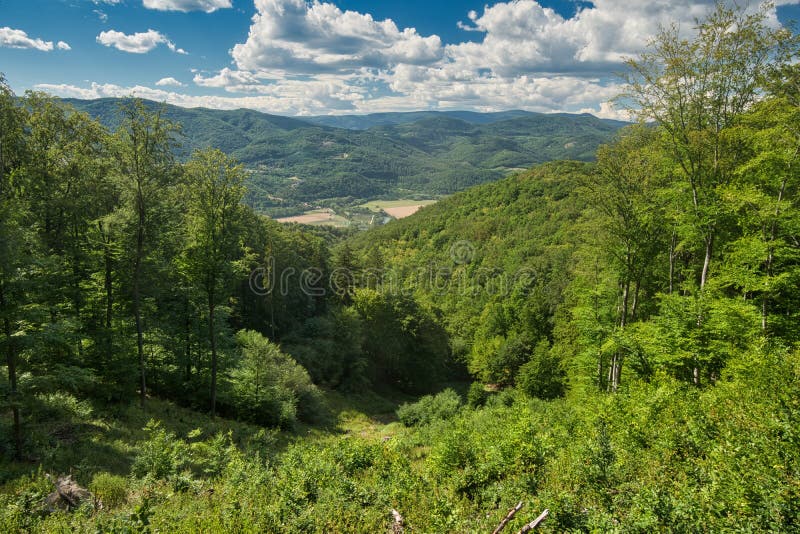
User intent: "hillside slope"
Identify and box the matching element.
[65,98,624,209]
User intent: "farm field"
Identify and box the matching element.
[358,199,438,219]
[275,208,350,227]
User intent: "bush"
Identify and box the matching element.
[467,382,488,407]
[131,420,187,480]
[397,388,462,426]
[228,330,326,428]
[516,340,565,400]
[89,472,128,509]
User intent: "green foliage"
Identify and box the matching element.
[67,98,624,209]
[227,330,325,428]
[282,308,368,390]
[396,388,462,426]
[131,420,188,480]
[352,289,451,392]
[466,382,488,408]
[3,4,800,530]
[89,472,128,509]
[516,341,565,399]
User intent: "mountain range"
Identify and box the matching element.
[65,98,627,213]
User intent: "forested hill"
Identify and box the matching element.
[346,160,591,386]
[3,4,800,532]
[65,97,624,203]
[301,109,549,129]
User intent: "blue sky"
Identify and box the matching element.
[1,0,799,117]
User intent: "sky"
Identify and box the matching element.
[1,0,799,118]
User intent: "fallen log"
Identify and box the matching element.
[492,501,524,534]
[391,508,405,533]
[45,474,92,512]
[517,509,549,533]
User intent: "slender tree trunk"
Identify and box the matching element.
[184,297,192,381]
[700,230,714,290]
[762,174,789,332]
[72,261,83,359]
[598,356,604,391]
[134,210,146,408]
[1,282,21,459]
[102,224,113,331]
[669,230,677,295]
[631,278,641,322]
[209,292,217,418]
[620,279,630,329]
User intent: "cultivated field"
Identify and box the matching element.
[276,208,350,227]
[359,199,438,219]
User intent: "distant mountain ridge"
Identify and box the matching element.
[64,98,627,211]
[301,109,546,129]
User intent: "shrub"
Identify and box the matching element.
[467,382,488,407]
[397,388,462,426]
[228,330,326,428]
[131,420,187,480]
[516,340,565,400]
[89,472,128,509]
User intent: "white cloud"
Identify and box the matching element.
[39,0,800,117]
[155,77,185,86]
[194,68,264,90]
[33,80,366,116]
[231,0,443,74]
[94,10,109,22]
[97,29,187,54]
[33,74,626,118]
[142,0,232,13]
[0,27,69,52]
[446,0,713,76]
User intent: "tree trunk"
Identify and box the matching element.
[762,174,788,332]
[1,282,21,459]
[700,230,714,290]
[209,295,217,418]
[184,297,192,381]
[134,211,146,408]
[669,230,676,295]
[620,279,630,328]
[101,223,113,331]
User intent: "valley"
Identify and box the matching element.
[2,3,800,533]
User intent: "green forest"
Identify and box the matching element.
[2,4,800,532]
[66,97,623,215]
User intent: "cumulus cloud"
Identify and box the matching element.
[231,0,443,74]
[97,29,187,54]
[194,67,262,89]
[0,27,69,52]
[155,77,185,86]
[446,0,717,76]
[210,0,719,115]
[42,0,800,117]
[142,0,232,13]
[33,80,366,116]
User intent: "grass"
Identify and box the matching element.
[0,396,266,487]
[0,384,421,488]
